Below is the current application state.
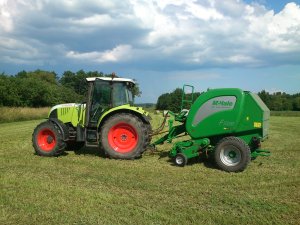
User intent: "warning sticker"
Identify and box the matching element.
[254,122,262,128]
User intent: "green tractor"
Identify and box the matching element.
[32,77,151,159]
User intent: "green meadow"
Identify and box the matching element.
[1,115,299,224]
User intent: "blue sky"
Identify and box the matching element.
[0,0,299,103]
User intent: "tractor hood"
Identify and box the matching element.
[48,103,85,127]
[49,103,81,113]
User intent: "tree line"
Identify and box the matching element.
[156,88,202,112]
[258,90,300,111]
[1,70,299,111]
[0,70,140,107]
[156,88,300,112]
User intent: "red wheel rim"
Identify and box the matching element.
[108,122,138,153]
[37,128,56,152]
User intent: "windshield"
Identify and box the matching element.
[89,80,134,123]
[112,82,134,107]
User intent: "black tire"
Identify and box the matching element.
[100,113,150,159]
[214,136,251,172]
[142,123,152,154]
[175,153,187,167]
[32,121,66,156]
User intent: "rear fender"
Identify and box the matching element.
[96,105,150,130]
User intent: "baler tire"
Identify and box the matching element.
[100,113,150,159]
[175,153,187,167]
[214,136,251,172]
[32,121,66,156]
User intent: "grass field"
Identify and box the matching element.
[271,111,300,117]
[1,116,300,225]
[0,107,50,123]
[0,106,299,124]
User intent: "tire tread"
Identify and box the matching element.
[214,136,251,172]
[32,121,66,156]
[100,113,151,159]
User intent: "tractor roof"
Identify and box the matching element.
[86,77,135,84]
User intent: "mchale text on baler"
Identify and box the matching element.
[32,76,270,172]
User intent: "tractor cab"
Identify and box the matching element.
[85,77,136,126]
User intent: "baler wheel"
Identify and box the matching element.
[32,121,66,156]
[214,136,251,172]
[100,113,150,159]
[175,153,187,167]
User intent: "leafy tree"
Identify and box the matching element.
[16,69,58,84]
[0,75,21,106]
[132,79,142,98]
[258,90,271,107]
[59,70,141,99]
[60,70,104,96]
[169,88,183,112]
[156,88,198,112]
[1,70,299,111]
[293,97,300,111]
[156,93,171,110]
[0,70,82,107]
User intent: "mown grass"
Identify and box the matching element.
[271,111,300,117]
[0,107,50,123]
[1,116,299,225]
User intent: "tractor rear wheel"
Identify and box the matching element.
[100,113,150,159]
[32,121,66,156]
[214,136,251,172]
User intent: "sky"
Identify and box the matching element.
[0,0,299,103]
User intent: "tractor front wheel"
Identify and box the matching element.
[214,137,251,172]
[32,121,66,156]
[100,113,150,159]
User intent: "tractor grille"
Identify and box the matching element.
[61,107,70,116]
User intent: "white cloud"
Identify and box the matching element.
[227,55,260,64]
[66,44,132,63]
[71,14,114,26]
[184,2,224,21]
[246,2,300,53]
[0,37,41,63]
[0,0,14,32]
[0,0,299,69]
